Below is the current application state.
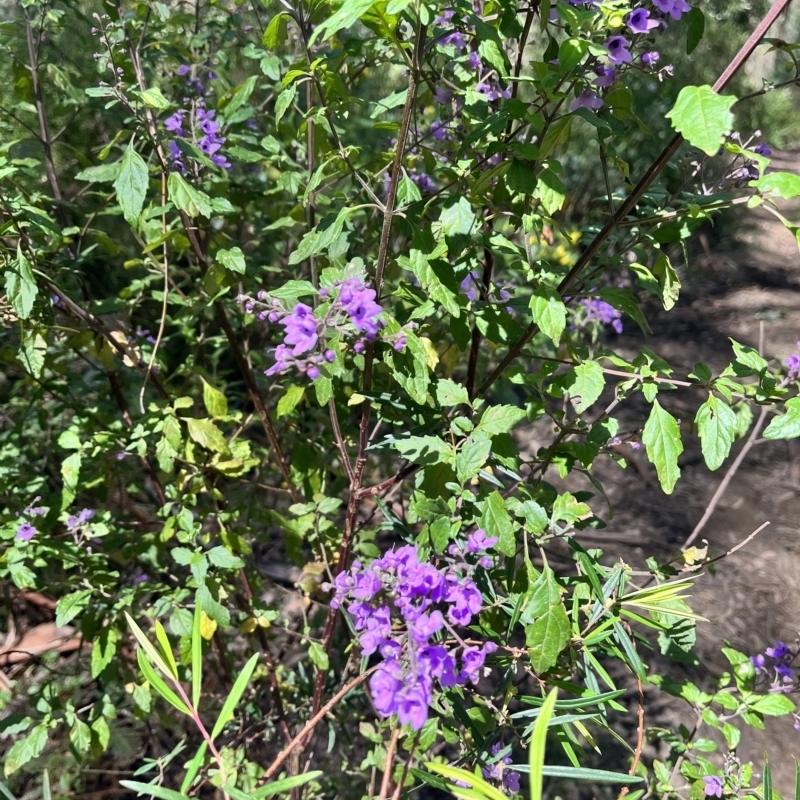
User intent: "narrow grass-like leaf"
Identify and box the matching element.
[42,770,51,800]
[0,781,17,800]
[764,758,772,800]
[137,648,190,716]
[119,780,190,799]
[180,741,207,795]
[530,688,558,800]
[516,689,625,712]
[125,613,174,678]
[425,763,508,800]
[794,757,799,800]
[154,621,179,680]
[211,652,259,740]
[191,602,202,710]
[252,771,324,798]
[512,764,643,783]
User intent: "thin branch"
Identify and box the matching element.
[681,405,769,549]
[378,726,401,800]
[261,667,377,782]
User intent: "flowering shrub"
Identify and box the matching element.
[1,0,800,799]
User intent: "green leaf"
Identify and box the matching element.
[653,252,681,311]
[18,329,47,379]
[642,399,684,494]
[114,139,148,225]
[277,385,305,418]
[119,781,191,800]
[140,87,170,109]
[695,394,736,470]
[749,693,796,716]
[393,435,453,466]
[3,723,49,776]
[399,242,460,317]
[181,741,208,795]
[191,601,202,709]
[440,196,477,251]
[274,83,297,124]
[666,85,736,156]
[456,439,492,483]
[226,75,258,116]
[211,653,259,740]
[764,398,800,440]
[91,626,120,679]
[5,245,37,319]
[479,491,516,557]
[252,771,325,799]
[309,641,330,671]
[154,621,179,679]
[685,7,705,54]
[61,451,82,507]
[384,331,430,405]
[216,246,246,274]
[263,12,290,49]
[69,718,92,754]
[530,689,558,800]
[436,378,470,407]
[757,171,800,199]
[530,285,566,346]
[477,404,527,436]
[506,160,537,195]
[564,361,605,414]
[167,172,213,218]
[136,648,190,715]
[74,162,121,183]
[197,585,230,627]
[269,281,318,301]
[535,168,567,216]
[201,378,228,417]
[538,116,572,159]
[207,546,245,569]
[56,588,92,627]
[186,418,229,454]
[309,0,377,45]
[522,567,571,673]
[424,763,508,800]
[730,338,768,373]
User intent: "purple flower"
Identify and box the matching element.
[344,287,383,338]
[466,529,499,553]
[482,743,521,793]
[641,51,660,66]
[67,508,95,530]
[579,297,623,333]
[306,366,320,380]
[281,303,319,355]
[393,336,407,352]
[593,65,616,87]
[461,270,481,302]
[411,171,437,194]
[468,52,482,70]
[433,86,453,104]
[703,776,724,798]
[652,0,692,20]
[754,142,772,157]
[767,641,790,659]
[627,8,659,33]
[775,663,795,679]
[570,89,604,112]
[16,521,37,541]
[177,64,190,76]
[785,351,800,379]
[164,111,184,133]
[605,36,632,65]
[751,653,766,669]
[370,664,403,716]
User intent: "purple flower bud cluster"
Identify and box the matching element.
[14,497,47,541]
[784,343,800,380]
[750,641,797,694]
[67,508,95,530]
[482,743,521,794]
[241,269,407,381]
[460,271,513,308]
[578,297,623,334]
[165,99,231,172]
[328,536,498,730]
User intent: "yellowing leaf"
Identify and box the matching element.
[200,611,217,640]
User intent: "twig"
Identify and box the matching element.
[617,674,645,800]
[391,731,421,800]
[682,405,769,549]
[261,667,377,782]
[683,521,770,572]
[378,726,401,800]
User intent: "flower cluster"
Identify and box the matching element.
[482,743,521,795]
[724,139,772,185]
[784,342,800,380]
[242,268,406,381]
[577,297,623,334]
[329,534,498,730]
[15,498,47,541]
[750,640,797,694]
[570,1,691,111]
[461,270,513,309]
[165,98,231,172]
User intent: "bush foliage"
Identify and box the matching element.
[2,0,800,798]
